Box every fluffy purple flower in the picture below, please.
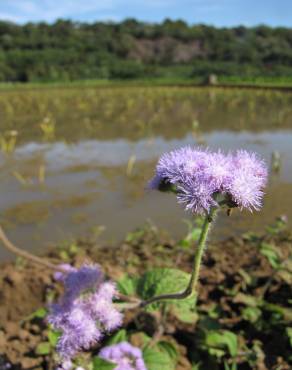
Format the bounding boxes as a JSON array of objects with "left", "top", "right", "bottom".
[
  {"left": 148, "top": 173, "right": 163, "bottom": 190},
  {"left": 89, "top": 284, "right": 123, "bottom": 331},
  {"left": 48, "top": 264, "right": 123, "bottom": 360},
  {"left": 56, "top": 360, "right": 72, "bottom": 370},
  {"left": 149, "top": 146, "right": 267, "bottom": 213},
  {"left": 64, "top": 264, "right": 104, "bottom": 297},
  {"left": 56, "top": 362, "right": 85, "bottom": 370},
  {"left": 203, "top": 151, "right": 234, "bottom": 190},
  {"left": 99, "top": 342, "right": 147, "bottom": 370},
  {"left": 227, "top": 150, "right": 268, "bottom": 211},
  {"left": 152, "top": 146, "right": 209, "bottom": 187},
  {"left": 232, "top": 150, "right": 267, "bottom": 184},
  {"left": 53, "top": 264, "right": 76, "bottom": 282},
  {"left": 177, "top": 176, "right": 217, "bottom": 214}
]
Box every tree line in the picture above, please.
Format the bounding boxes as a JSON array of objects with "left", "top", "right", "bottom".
[{"left": 0, "top": 19, "right": 292, "bottom": 82}]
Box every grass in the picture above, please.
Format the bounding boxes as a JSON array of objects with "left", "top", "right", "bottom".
[
  {"left": 0, "top": 77, "right": 199, "bottom": 91},
  {"left": 219, "top": 75, "right": 292, "bottom": 88},
  {"left": 1, "top": 76, "right": 292, "bottom": 92}
]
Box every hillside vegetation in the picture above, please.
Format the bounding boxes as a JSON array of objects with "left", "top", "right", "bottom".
[{"left": 0, "top": 19, "right": 292, "bottom": 82}]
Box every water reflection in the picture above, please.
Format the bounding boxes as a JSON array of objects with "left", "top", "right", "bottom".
[{"left": 0, "top": 87, "right": 291, "bottom": 259}]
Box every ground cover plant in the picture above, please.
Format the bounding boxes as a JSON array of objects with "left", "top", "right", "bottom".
[{"left": 0, "top": 146, "right": 291, "bottom": 369}]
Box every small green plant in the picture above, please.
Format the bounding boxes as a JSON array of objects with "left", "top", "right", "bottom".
[
  {"left": 178, "top": 217, "right": 204, "bottom": 249},
  {"left": 39, "top": 116, "right": 55, "bottom": 140},
  {"left": 0, "top": 130, "right": 18, "bottom": 153},
  {"left": 126, "top": 154, "right": 136, "bottom": 177},
  {"left": 265, "top": 215, "right": 288, "bottom": 235}
]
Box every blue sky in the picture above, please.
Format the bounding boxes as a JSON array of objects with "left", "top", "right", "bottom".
[{"left": 0, "top": 0, "right": 290, "bottom": 27}]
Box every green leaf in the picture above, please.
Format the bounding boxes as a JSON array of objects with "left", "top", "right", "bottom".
[
  {"left": 106, "top": 329, "right": 128, "bottom": 345},
  {"left": 200, "top": 303, "right": 221, "bottom": 319},
  {"left": 264, "top": 303, "right": 292, "bottom": 321},
  {"left": 198, "top": 316, "right": 221, "bottom": 331},
  {"left": 259, "top": 243, "right": 281, "bottom": 269},
  {"left": 69, "top": 243, "right": 79, "bottom": 255},
  {"left": 47, "top": 330, "right": 60, "bottom": 347},
  {"left": 23, "top": 307, "right": 47, "bottom": 322},
  {"left": 92, "top": 357, "right": 116, "bottom": 370},
  {"left": 278, "top": 258, "right": 292, "bottom": 284},
  {"left": 208, "top": 347, "right": 225, "bottom": 358},
  {"left": 119, "top": 269, "right": 198, "bottom": 323},
  {"left": 187, "top": 227, "right": 202, "bottom": 242},
  {"left": 59, "top": 249, "right": 70, "bottom": 261},
  {"left": 35, "top": 342, "right": 51, "bottom": 355},
  {"left": 117, "top": 275, "right": 139, "bottom": 296},
  {"left": 126, "top": 229, "right": 145, "bottom": 243},
  {"left": 179, "top": 218, "right": 204, "bottom": 248},
  {"left": 172, "top": 296, "right": 199, "bottom": 323},
  {"left": 137, "top": 268, "right": 190, "bottom": 310},
  {"left": 178, "top": 220, "right": 201, "bottom": 249},
  {"left": 178, "top": 239, "right": 192, "bottom": 249},
  {"left": 242, "top": 232, "right": 258, "bottom": 242},
  {"left": 237, "top": 269, "right": 253, "bottom": 286},
  {"left": 137, "top": 268, "right": 190, "bottom": 299},
  {"left": 143, "top": 347, "right": 175, "bottom": 370},
  {"left": 265, "top": 217, "right": 287, "bottom": 235},
  {"left": 157, "top": 341, "right": 178, "bottom": 360},
  {"left": 32, "top": 307, "right": 48, "bottom": 318},
  {"left": 286, "top": 327, "right": 292, "bottom": 348},
  {"left": 233, "top": 293, "right": 260, "bottom": 307},
  {"left": 203, "top": 330, "right": 238, "bottom": 358},
  {"left": 242, "top": 307, "right": 262, "bottom": 323},
  {"left": 131, "top": 332, "right": 152, "bottom": 348},
  {"left": 224, "top": 360, "right": 238, "bottom": 370},
  {"left": 138, "top": 267, "right": 199, "bottom": 323}
]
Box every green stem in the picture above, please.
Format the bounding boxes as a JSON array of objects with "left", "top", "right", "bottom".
[
  {"left": 0, "top": 226, "right": 66, "bottom": 272},
  {"left": 185, "top": 207, "right": 217, "bottom": 295},
  {"left": 140, "top": 207, "right": 217, "bottom": 308}
]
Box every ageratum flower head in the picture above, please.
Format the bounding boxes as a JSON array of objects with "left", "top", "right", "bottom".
[
  {"left": 149, "top": 146, "right": 267, "bottom": 214},
  {"left": 56, "top": 361, "right": 85, "bottom": 370},
  {"left": 47, "top": 264, "right": 123, "bottom": 360},
  {"left": 99, "top": 342, "right": 147, "bottom": 370},
  {"left": 227, "top": 150, "right": 268, "bottom": 211}
]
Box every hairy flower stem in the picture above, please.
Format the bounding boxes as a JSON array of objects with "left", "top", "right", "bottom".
[
  {"left": 186, "top": 207, "right": 217, "bottom": 294},
  {"left": 139, "top": 207, "right": 217, "bottom": 308},
  {"left": 0, "top": 226, "right": 67, "bottom": 272}
]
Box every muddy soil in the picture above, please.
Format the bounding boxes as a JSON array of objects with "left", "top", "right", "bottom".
[{"left": 0, "top": 224, "right": 291, "bottom": 370}]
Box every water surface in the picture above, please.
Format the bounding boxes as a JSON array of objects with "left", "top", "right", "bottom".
[{"left": 0, "top": 86, "right": 291, "bottom": 260}]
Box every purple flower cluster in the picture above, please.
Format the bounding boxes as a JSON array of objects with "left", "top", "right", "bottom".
[
  {"left": 149, "top": 146, "right": 267, "bottom": 214},
  {"left": 48, "top": 264, "right": 123, "bottom": 360},
  {"left": 55, "top": 360, "right": 77, "bottom": 370},
  {"left": 56, "top": 360, "right": 85, "bottom": 370},
  {"left": 99, "top": 342, "right": 147, "bottom": 370}
]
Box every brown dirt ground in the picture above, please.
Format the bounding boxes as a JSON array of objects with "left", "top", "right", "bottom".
[{"left": 0, "top": 226, "right": 291, "bottom": 370}]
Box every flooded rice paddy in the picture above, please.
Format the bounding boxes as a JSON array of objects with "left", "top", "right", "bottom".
[{"left": 0, "top": 86, "right": 291, "bottom": 259}]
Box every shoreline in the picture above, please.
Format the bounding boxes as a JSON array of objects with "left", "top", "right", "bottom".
[{"left": 1, "top": 78, "right": 292, "bottom": 93}]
